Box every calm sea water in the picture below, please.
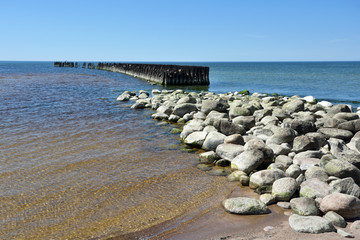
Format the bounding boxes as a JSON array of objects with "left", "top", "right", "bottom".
[{"left": 1, "top": 61, "right": 359, "bottom": 239}]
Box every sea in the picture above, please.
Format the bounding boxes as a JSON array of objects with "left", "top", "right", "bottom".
[{"left": 1, "top": 61, "right": 359, "bottom": 239}]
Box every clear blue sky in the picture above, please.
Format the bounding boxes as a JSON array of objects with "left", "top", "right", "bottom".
[{"left": 1, "top": 0, "right": 359, "bottom": 61}]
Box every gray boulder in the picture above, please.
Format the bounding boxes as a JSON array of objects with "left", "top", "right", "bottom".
[
  {"left": 324, "top": 159, "right": 360, "bottom": 183},
  {"left": 253, "top": 108, "right": 273, "bottom": 122},
  {"left": 333, "top": 112, "right": 359, "bottom": 121},
  {"left": 216, "top": 143, "right": 244, "bottom": 161},
  {"left": 249, "top": 169, "right": 285, "bottom": 190},
  {"left": 292, "top": 135, "right": 318, "bottom": 153},
  {"left": 326, "top": 104, "right": 352, "bottom": 117},
  {"left": 180, "top": 119, "right": 205, "bottom": 139},
  {"left": 282, "top": 99, "right": 305, "bottom": 114},
  {"left": 338, "top": 119, "right": 360, "bottom": 133},
  {"left": 184, "top": 131, "right": 208, "bottom": 147},
  {"left": 275, "top": 155, "right": 293, "bottom": 168},
  {"left": 300, "top": 178, "right": 331, "bottom": 199},
  {"left": 290, "top": 197, "right": 320, "bottom": 216},
  {"left": 227, "top": 170, "right": 247, "bottom": 182},
  {"left": 173, "top": 103, "right": 198, "bottom": 117},
  {"left": 329, "top": 177, "right": 360, "bottom": 198},
  {"left": 177, "top": 96, "right": 197, "bottom": 104},
  {"left": 224, "top": 134, "right": 244, "bottom": 145},
  {"left": 288, "top": 214, "right": 336, "bottom": 233},
  {"left": 288, "top": 119, "right": 317, "bottom": 134},
  {"left": 305, "top": 166, "right": 328, "bottom": 182},
  {"left": 201, "top": 100, "right": 228, "bottom": 114},
  {"left": 286, "top": 164, "right": 302, "bottom": 179},
  {"left": 267, "top": 143, "right": 291, "bottom": 156},
  {"left": 222, "top": 197, "right": 270, "bottom": 215},
  {"left": 244, "top": 139, "right": 274, "bottom": 162},
  {"left": 318, "top": 127, "right": 353, "bottom": 140},
  {"left": 266, "top": 126, "right": 296, "bottom": 145},
  {"left": 259, "top": 193, "right": 276, "bottom": 205},
  {"left": 202, "top": 131, "right": 226, "bottom": 151},
  {"left": 231, "top": 150, "right": 264, "bottom": 174},
  {"left": 324, "top": 211, "right": 347, "bottom": 228},
  {"left": 320, "top": 192, "right": 360, "bottom": 219},
  {"left": 272, "top": 177, "right": 298, "bottom": 201},
  {"left": 213, "top": 119, "right": 246, "bottom": 136},
  {"left": 232, "top": 116, "right": 255, "bottom": 130}
]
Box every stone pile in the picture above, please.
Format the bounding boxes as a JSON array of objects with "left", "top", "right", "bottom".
[{"left": 117, "top": 89, "right": 360, "bottom": 237}]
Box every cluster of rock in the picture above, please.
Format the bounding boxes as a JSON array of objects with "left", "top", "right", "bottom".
[{"left": 117, "top": 89, "right": 360, "bottom": 237}]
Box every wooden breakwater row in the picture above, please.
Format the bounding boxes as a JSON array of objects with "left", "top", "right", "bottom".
[{"left": 54, "top": 62, "right": 209, "bottom": 85}]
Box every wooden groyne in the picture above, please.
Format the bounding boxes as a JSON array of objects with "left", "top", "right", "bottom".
[{"left": 54, "top": 62, "right": 209, "bottom": 86}]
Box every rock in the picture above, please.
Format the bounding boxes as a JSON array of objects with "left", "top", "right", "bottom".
[
  {"left": 327, "top": 104, "right": 352, "bottom": 117},
  {"left": 275, "top": 155, "right": 293, "bottom": 168},
  {"left": 232, "top": 116, "right": 255, "bottom": 130},
  {"left": 180, "top": 119, "right": 205, "bottom": 139},
  {"left": 324, "top": 211, "right": 347, "bottom": 228},
  {"left": 267, "top": 162, "right": 286, "bottom": 171},
  {"left": 288, "top": 119, "right": 317, "bottom": 134},
  {"left": 244, "top": 139, "right": 274, "bottom": 162},
  {"left": 222, "top": 197, "right": 271, "bottom": 215},
  {"left": 224, "top": 134, "right": 244, "bottom": 145},
  {"left": 205, "top": 110, "right": 228, "bottom": 125},
  {"left": 288, "top": 214, "right": 336, "bottom": 233},
  {"left": 117, "top": 91, "right": 136, "bottom": 101},
  {"left": 272, "top": 108, "right": 290, "bottom": 121},
  {"left": 197, "top": 163, "right": 212, "bottom": 171},
  {"left": 213, "top": 119, "right": 246, "bottom": 136},
  {"left": 318, "top": 128, "right": 353, "bottom": 140},
  {"left": 199, "top": 151, "right": 219, "bottom": 164},
  {"left": 318, "top": 101, "right": 333, "bottom": 108},
  {"left": 177, "top": 96, "right": 197, "bottom": 104},
  {"left": 272, "top": 177, "right": 298, "bottom": 201},
  {"left": 207, "top": 167, "right": 231, "bottom": 176},
  {"left": 266, "top": 126, "right": 296, "bottom": 145},
  {"left": 322, "top": 117, "right": 345, "bottom": 128},
  {"left": 324, "top": 159, "right": 360, "bottom": 183},
  {"left": 229, "top": 106, "right": 252, "bottom": 119},
  {"left": 292, "top": 135, "right": 318, "bottom": 153},
  {"left": 203, "top": 125, "right": 217, "bottom": 133},
  {"left": 329, "top": 177, "right": 360, "bottom": 197},
  {"left": 168, "top": 114, "right": 180, "bottom": 122},
  {"left": 249, "top": 169, "right": 285, "bottom": 190},
  {"left": 305, "top": 166, "right": 328, "bottom": 181},
  {"left": 294, "top": 158, "right": 321, "bottom": 171},
  {"left": 268, "top": 143, "right": 291, "bottom": 156},
  {"left": 240, "top": 175, "right": 250, "bottom": 186},
  {"left": 201, "top": 100, "right": 228, "bottom": 115},
  {"left": 320, "top": 193, "right": 360, "bottom": 219},
  {"left": 290, "top": 197, "right": 320, "bottom": 216},
  {"left": 131, "top": 101, "right": 146, "bottom": 109},
  {"left": 215, "top": 159, "right": 230, "bottom": 167},
  {"left": 183, "top": 112, "right": 194, "bottom": 121},
  {"left": 303, "top": 96, "right": 317, "bottom": 104},
  {"left": 296, "top": 173, "right": 306, "bottom": 185},
  {"left": 173, "top": 103, "right": 198, "bottom": 117},
  {"left": 277, "top": 202, "right": 291, "bottom": 209},
  {"left": 227, "top": 170, "right": 247, "bottom": 182},
  {"left": 231, "top": 150, "right": 264, "bottom": 174},
  {"left": 350, "top": 220, "right": 360, "bottom": 230},
  {"left": 201, "top": 131, "right": 226, "bottom": 151},
  {"left": 333, "top": 112, "right": 359, "bottom": 121},
  {"left": 253, "top": 108, "right": 273, "bottom": 122},
  {"left": 282, "top": 99, "right": 305, "bottom": 114},
  {"left": 300, "top": 178, "right": 331, "bottom": 199},
  {"left": 263, "top": 226, "right": 275, "bottom": 232},
  {"left": 259, "top": 193, "right": 276, "bottom": 205},
  {"left": 338, "top": 119, "right": 360, "bottom": 133},
  {"left": 286, "top": 164, "right": 302, "bottom": 179},
  {"left": 294, "top": 150, "right": 324, "bottom": 160},
  {"left": 260, "top": 115, "right": 279, "bottom": 125},
  {"left": 216, "top": 143, "right": 244, "bottom": 161},
  {"left": 337, "top": 229, "right": 354, "bottom": 238},
  {"left": 184, "top": 131, "right": 208, "bottom": 147},
  {"left": 152, "top": 112, "right": 169, "bottom": 120}
]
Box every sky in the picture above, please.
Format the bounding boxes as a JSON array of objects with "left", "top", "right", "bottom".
[{"left": 0, "top": 0, "right": 359, "bottom": 62}]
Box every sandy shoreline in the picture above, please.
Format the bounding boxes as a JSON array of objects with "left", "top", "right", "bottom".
[{"left": 113, "top": 184, "right": 360, "bottom": 240}]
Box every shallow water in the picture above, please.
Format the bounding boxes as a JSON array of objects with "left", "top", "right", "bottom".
[{"left": 1, "top": 61, "right": 359, "bottom": 239}]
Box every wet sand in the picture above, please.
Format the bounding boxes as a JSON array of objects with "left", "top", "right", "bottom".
[{"left": 115, "top": 185, "right": 360, "bottom": 240}]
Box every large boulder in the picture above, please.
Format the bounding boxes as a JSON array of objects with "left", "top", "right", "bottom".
[
  {"left": 304, "top": 166, "right": 328, "bottom": 182},
  {"left": 318, "top": 127, "right": 353, "bottom": 140},
  {"left": 229, "top": 106, "right": 251, "bottom": 119},
  {"left": 202, "top": 131, "right": 226, "bottom": 151},
  {"left": 290, "top": 197, "right": 320, "bottom": 216},
  {"left": 272, "top": 177, "right": 298, "bottom": 201},
  {"left": 222, "top": 197, "right": 270, "bottom": 215},
  {"left": 324, "top": 211, "right": 347, "bottom": 228},
  {"left": 292, "top": 135, "right": 318, "bottom": 152},
  {"left": 324, "top": 159, "right": 360, "bottom": 183},
  {"left": 299, "top": 178, "right": 331, "bottom": 199},
  {"left": 338, "top": 119, "right": 360, "bottom": 133},
  {"left": 249, "top": 169, "right": 285, "bottom": 190},
  {"left": 172, "top": 103, "right": 198, "bottom": 117},
  {"left": 201, "top": 100, "right": 228, "bottom": 115},
  {"left": 224, "top": 134, "right": 245, "bottom": 145},
  {"left": 184, "top": 131, "right": 208, "bottom": 147},
  {"left": 288, "top": 214, "right": 336, "bottom": 234},
  {"left": 320, "top": 193, "right": 360, "bottom": 219},
  {"left": 213, "top": 119, "right": 246, "bottom": 136},
  {"left": 282, "top": 99, "right": 305, "bottom": 114},
  {"left": 231, "top": 150, "right": 264, "bottom": 174},
  {"left": 232, "top": 115, "right": 255, "bottom": 130},
  {"left": 329, "top": 177, "right": 360, "bottom": 197},
  {"left": 180, "top": 119, "right": 205, "bottom": 139},
  {"left": 266, "top": 126, "right": 296, "bottom": 145},
  {"left": 244, "top": 139, "right": 274, "bottom": 162},
  {"left": 288, "top": 119, "right": 317, "bottom": 134},
  {"left": 216, "top": 143, "right": 244, "bottom": 161}
]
